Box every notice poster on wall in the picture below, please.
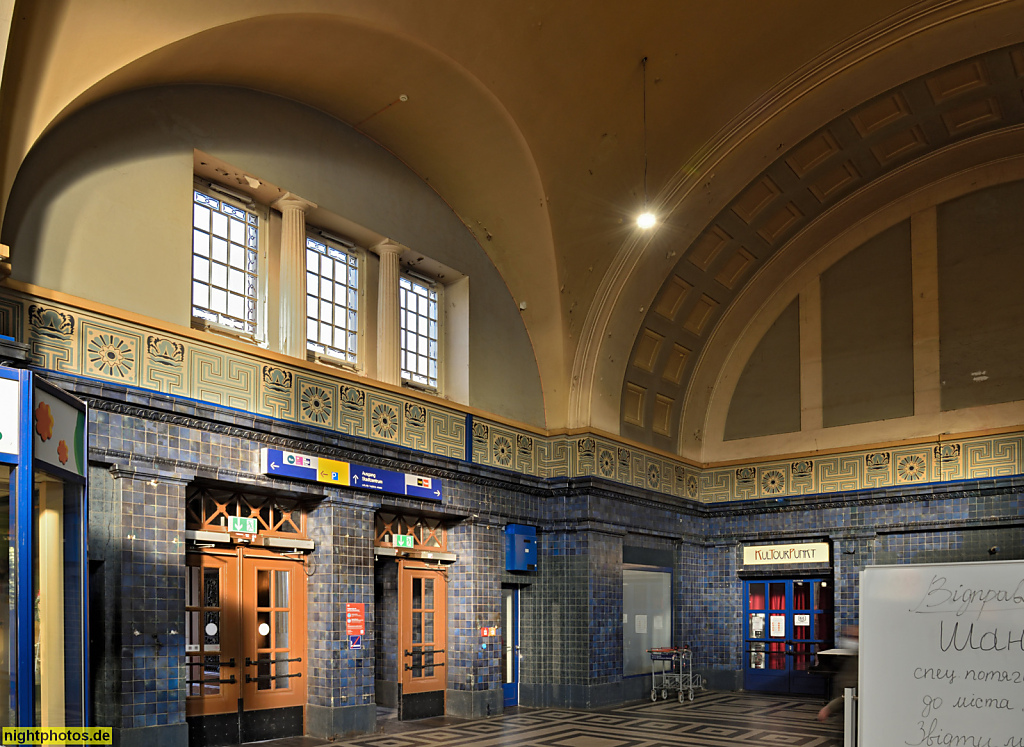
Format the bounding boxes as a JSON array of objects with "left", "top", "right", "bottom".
[
  {"left": 769, "top": 614, "right": 785, "bottom": 637},
  {"left": 859, "top": 561, "right": 1024, "bottom": 747},
  {"left": 635, "top": 614, "right": 648, "bottom": 634},
  {"left": 346, "top": 603, "right": 365, "bottom": 649}
]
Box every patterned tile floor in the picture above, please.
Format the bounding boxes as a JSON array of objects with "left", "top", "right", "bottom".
[{"left": 318, "top": 692, "right": 844, "bottom": 746}]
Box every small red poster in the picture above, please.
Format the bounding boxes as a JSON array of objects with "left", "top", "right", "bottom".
[{"left": 346, "top": 603, "right": 365, "bottom": 636}]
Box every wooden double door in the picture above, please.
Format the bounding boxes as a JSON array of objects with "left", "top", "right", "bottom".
[{"left": 185, "top": 548, "right": 307, "bottom": 746}]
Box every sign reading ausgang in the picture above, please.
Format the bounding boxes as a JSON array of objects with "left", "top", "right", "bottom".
[
  {"left": 260, "top": 448, "right": 442, "bottom": 501},
  {"left": 742, "top": 542, "right": 830, "bottom": 565}
]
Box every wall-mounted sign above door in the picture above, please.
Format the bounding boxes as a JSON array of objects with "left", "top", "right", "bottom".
[{"left": 259, "top": 448, "right": 443, "bottom": 501}]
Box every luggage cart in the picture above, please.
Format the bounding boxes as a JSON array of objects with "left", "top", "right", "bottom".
[{"left": 647, "top": 646, "right": 706, "bottom": 703}]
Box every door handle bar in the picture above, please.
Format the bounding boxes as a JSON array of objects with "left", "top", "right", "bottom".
[
  {"left": 245, "top": 656, "right": 302, "bottom": 667},
  {"left": 404, "top": 662, "right": 446, "bottom": 671},
  {"left": 245, "top": 672, "right": 302, "bottom": 683},
  {"left": 191, "top": 656, "right": 236, "bottom": 667},
  {"left": 403, "top": 649, "right": 445, "bottom": 657},
  {"left": 196, "top": 675, "right": 237, "bottom": 684}
]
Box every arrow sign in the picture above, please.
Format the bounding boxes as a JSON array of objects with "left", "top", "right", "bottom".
[
  {"left": 260, "top": 448, "right": 443, "bottom": 501},
  {"left": 261, "top": 448, "right": 317, "bottom": 481},
  {"left": 349, "top": 466, "right": 405, "bottom": 495}
]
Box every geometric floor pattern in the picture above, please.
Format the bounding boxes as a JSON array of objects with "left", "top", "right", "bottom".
[{"left": 332, "top": 692, "right": 845, "bottom": 747}]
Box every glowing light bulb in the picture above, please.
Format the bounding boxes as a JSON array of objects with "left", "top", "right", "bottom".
[{"left": 637, "top": 212, "right": 656, "bottom": 229}]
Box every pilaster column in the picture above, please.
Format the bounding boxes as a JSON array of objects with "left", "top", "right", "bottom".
[
  {"left": 374, "top": 239, "right": 403, "bottom": 385},
  {"left": 273, "top": 193, "right": 317, "bottom": 358}
]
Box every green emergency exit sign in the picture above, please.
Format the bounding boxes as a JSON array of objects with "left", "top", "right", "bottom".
[
  {"left": 394, "top": 535, "right": 414, "bottom": 549},
  {"left": 229, "top": 516, "right": 258, "bottom": 535}
]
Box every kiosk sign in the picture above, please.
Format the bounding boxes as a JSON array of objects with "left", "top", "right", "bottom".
[{"left": 742, "top": 542, "right": 830, "bottom": 565}]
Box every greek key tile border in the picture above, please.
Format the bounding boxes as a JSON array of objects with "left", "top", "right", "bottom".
[
  {"left": 8, "top": 291, "right": 467, "bottom": 461},
  {"left": 471, "top": 425, "right": 1024, "bottom": 504},
  {"left": 6, "top": 289, "right": 1024, "bottom": 504}
]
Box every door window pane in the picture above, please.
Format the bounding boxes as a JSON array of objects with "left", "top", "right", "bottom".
[
  {"left": 793, "top": 580, "right": 810, "bottom": 609},
  {"left": 750, "top": 641, "right": 766, "bottom": 669},
  {"left": 257, "top": 611, "right": 271, "bottom": 649},
  {"left": 257, "top": 655, "right": 271, "bottom": 690},
  {"left": 748, "top": 582, "right": 765, "bottom": 610},
  {"left": 274, "top": 570, "right": 289, "bottom": 607},
  {"left": 274, "top": 654, "right": 290, "bottom": 690},
  {"left": 257, "top": 570, "right": 270, "bottom": 608},
  {"left": 502, "top": 589, "right": 514, "bottom": 684},
  {"left": 749, "top": 612, "right": 766, "bottom": 639},
  {"left": 275, "top": 611, "right": 289, "bottom": 649}
]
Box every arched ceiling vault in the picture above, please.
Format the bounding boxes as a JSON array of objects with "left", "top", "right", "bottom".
[
  {"left": 5, "top": 1, "right": 1024, "bottom": 438},
  {"left": 593, "top": 1, "right": 1024, "bottom": 455}
]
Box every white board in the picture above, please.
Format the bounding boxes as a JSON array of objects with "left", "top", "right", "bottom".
[{"left": 859, "top": 560, "right": 1024, "bottom": 747}]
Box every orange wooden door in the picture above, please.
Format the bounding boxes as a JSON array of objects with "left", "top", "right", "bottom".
[
  {"left": 186, "top": 549, "right": 307, "bottom": 716},
  {"left": 240, "top": 550, "right": 307, "bottom": 710},
  {"left": 185, "top": 552, "right": 241, "bottom": 717},
  {"left": 399, "top": 561, "right": 447, "bottom": 695}
]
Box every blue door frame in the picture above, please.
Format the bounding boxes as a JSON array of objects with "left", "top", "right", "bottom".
[
  {"left": 501, "top": 587, "right": 519, "bottom": 707},
  {"left": 742, "top": 578, "right": 832, "bottom": 696},
  {"left": 0, "top": 369, "right": 90, "bottom": 726}
]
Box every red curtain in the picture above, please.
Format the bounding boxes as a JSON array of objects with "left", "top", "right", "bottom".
[
  {"left": 749, "top": 583, "right": 765, "bottom": 610},
  {"left": 792, "top": 583, "right": 812, "bottom": 670},
  {"left": 768, "top": 583, "right": 786, "bottom": 669}
]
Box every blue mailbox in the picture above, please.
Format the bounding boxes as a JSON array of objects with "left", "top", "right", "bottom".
[{"left": 505, "top": 524, "right": 537, "bottom": 572}]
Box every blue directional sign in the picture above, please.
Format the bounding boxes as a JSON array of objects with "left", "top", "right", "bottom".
[
  {"left": 405, "top": 473, "right": 443, "bottom": 501},
  {"left": 259, "top": 447, "right": 443, "bottom": 501},
  {"left": 349, "top": 465, "right": 443, "bottom": 502},
  {"left": 261, "top": 448, "right": 318, "bottom": 481},
  {"left": 350, "top": 466, "right": 404, "bottom": 494}
]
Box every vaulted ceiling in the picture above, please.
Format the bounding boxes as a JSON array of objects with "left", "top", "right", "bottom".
[{"left": 3, "top": 0, "right": 1024, "bottom": 455}]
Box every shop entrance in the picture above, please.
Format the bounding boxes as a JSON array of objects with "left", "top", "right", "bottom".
[
  {"left": 743, "top": 578, "right": 832, "bottom": 695},
  {"left": 185, "top": 548, "right": 307, "bottom": 746}
]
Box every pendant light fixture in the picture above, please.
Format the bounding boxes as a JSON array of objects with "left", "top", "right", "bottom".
[{"left": 637, "top": 56, "right": 656, "bottom": 230}]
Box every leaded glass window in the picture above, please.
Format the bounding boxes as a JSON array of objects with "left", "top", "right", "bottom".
[
  {"left": 400, "top": 276, "right": 438, "bottom": 388},
  {"left": 306, "top": 236, "right": 359, "bottom": 363},
  {"left": 192, "top": 189, "right": 260, "bottom": 335}
]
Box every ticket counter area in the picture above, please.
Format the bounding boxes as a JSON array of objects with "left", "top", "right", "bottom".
[{"left": 0, "top": 370, "right": 89, "bottom": 728}]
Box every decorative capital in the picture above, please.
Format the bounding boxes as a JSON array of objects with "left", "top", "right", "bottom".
[
  {"left": 371, "top": 238, "right": 405, "bottom": 257},
  {"left": 272, "top": 192, "right": 317, "bottom": 214}
]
